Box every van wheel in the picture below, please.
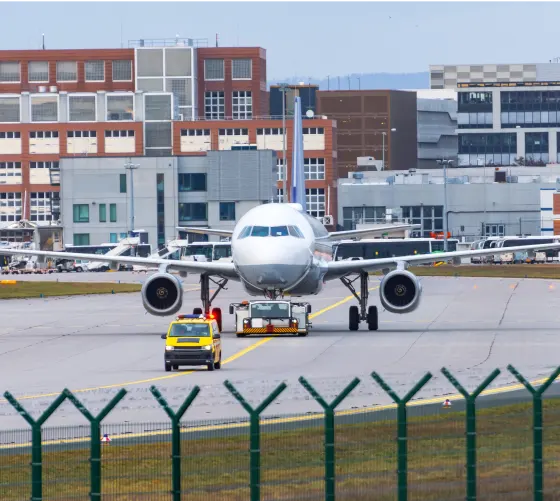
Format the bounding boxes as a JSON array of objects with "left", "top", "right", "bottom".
[
  {"left": 215, "top": 357, "right": 221, "bottom": 369},
  {"left": 165, "top": 363, "right": 171, "bottom": 372},
  {"left": 207, "top": 360, "right": 215, "bottom": 371}
]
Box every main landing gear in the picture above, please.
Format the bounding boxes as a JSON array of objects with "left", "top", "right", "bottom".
[
  {"left": 192, "top": 273, "right": 228, "bottom": 332},
  {"left": 340, "top": 271, "right": 378, "bottom": 331}
]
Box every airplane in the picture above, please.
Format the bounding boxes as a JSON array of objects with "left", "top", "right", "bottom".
[{"left": 2, "top": 97, "right": 560, "bottom": 332}]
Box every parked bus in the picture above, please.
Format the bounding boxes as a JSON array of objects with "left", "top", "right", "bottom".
[
  {"left": 180, "top": 242, "right": 232, "bottom": 262},
  {"left": 332, "top": 238, "right": 459, "bottom": 261}
]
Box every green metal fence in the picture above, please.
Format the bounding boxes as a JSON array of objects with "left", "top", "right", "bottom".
[{"left": 1, "top": 364, "right": 560, "bottom": 501}]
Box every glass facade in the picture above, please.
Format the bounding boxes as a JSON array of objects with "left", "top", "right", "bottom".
[
  {"left": 501, "top": 91, "right": 560, "bottom": 128},
  {"left": 458, "top": 92, "right": 493, "bottom": 129},
  {"left": 156, "top": 173, "right": 165, "bottom": 247},
  {"left": 525, "top": 132, "right": 549, "bottom": 165},
  {"left": 458, "top": 133, "right": 517, "bottom": 167},
  {"left": 402, "top": 205, "right": 443, "bottom": 238}
]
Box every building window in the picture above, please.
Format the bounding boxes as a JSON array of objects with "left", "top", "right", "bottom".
[
  {"left": 30, "top": 161, "right": 58, "bottom": 169},
  {"left": 180, "top": 129, "right": 210, "bottom": 137},
  {"left": 525, "top": 132, "right": 549, "bottom": 165},
  {"left": 112, "top": 60, "right": 132, "bottom": 81},
  {"left": 276, "top": 188, "right": 284, "bottom": 203},
  {"left": 0, "top": 131, "right": 20, "bottom": 139},
  {"left": 99, "top": 204, "right": 106, "bottom": 222},
  {"left": 306, "top": 188, "right": 325, "bottom": 218},
  {"left": 157, "top": 173, "right": 165, "bottom": 247},
  {"left": 69, "top": 95, "right": 96, "bottom": 122},
  {"left": 178, "top": 203, "right": 207, "bottom": 221},
  {"left": 106, "top": 130, "right": 135, "bottom": 138},
  {"left": 29, "top": 131, "right": 58, "bottom": 139},
  {"left": 277, "top": 159, "right": 284, "bottom": 181},
  {"left": 28, "top": 62, "right": 49, "bottom": 82},
  {"left": 30, "top": 95, "right": 58, "bottom": 122},
  {"left": 67, "top": 130, "right": 96, "bottom": 138},
  {"left": 30, "top": 192, "right": 52, "bottom": 222},
  {"left": 85, "top": 60, "right": 105, "bottom": 81},
  {"left": 402, "top": 205, "right": 443, "bottom": 238},
  {"left": 56, "top": 61, "right": 77, "bottom": 82},
  {"left": 73, "top": 204, "right": 89, "bottom": 223},
  {"left": 304, "top": 158, "right": 325, "bottom": 180},
  {"left": 204, "top": 59, "right": 224, "bottom": 80},
  {"left": 342, "top": 206, "right": 386, "bottom": 231},
  {"left": 232, "top": 91, "right": 252, "bottom": 119},
  {"left": 110, "top": 233, "right": 118, "bottom": 243},
  {"left": 0, "top": 96, "right": 20, "bottom": 123},
  {"left": 205, "top": 91, "right": 224, "bottom": 120},
  {"left": 110, "top": 204, "right": 117, "bottom": 222},
  {"left": 73, "top": 233, "right": 90, "bottom": 246},
  {"left": 484, "top": 224, "right": 505, "bottom": 237},
  {"left": 458, "top": 133, "right": 517, "bottom": 167},
  {"left": 120, "top": 174, "right": 127, "bottom": 193},
  {"left": 145, "top": 94, "right": 172, "bottom": 121},
  {"left": 232, "top": 59, "right": 252, "bottom": 79},
  {"left": 178, "top": 173, "right": 206, "bottom": 191},
  {"left": 0, "top": 62, "right": 20, "bottom": 82},
  {"left": 107, "top": 95, "right": 134, "bottom": 121},
  {"left": 457, "top": 112, "right": 493, "bottom": 129},
  {"left": 219, "top": 202, "right": 235, "bottom": 221},
  {"left": 0, "top": 192, "right": 22, "bottom": 222}
]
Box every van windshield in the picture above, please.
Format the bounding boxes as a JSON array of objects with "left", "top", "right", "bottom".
[{"left": 169, "top": 323, "right": 210, "bottom": 337}]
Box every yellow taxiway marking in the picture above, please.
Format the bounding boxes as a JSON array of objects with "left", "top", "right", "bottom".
[{"left": 0, "top": 288, "right": 377, "bottom": 404}]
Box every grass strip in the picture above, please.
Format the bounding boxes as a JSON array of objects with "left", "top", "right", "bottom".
[
  {"left": 0, "top": 281, "right": 141, "bottom": 299},
  {"left": 371, "top": 264, "right": 560, "bottom": 279},
  {"left": 2, "top": 398, "right": 560, "bottom": 500}
]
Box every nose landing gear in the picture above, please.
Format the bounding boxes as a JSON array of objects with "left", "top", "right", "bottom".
[
  {"left": 341, "top": 272, "right": 378, "bottom": 331},
  {"left": 192, "top": 273, "right": 228, "bottom": 332}
]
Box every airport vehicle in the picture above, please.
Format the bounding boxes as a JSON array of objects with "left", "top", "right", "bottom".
[
  {"left": 160, "top": 314, "right": 222, "bottom": 372},
  {"left": 229, "top": 299, "right": 312, "bottom": 337},
  {"left": 3, "top": 97, "right": 560, "bottom": 332},
  {"left": 180, "top": 242, "right": 233, "bottom": 262}
]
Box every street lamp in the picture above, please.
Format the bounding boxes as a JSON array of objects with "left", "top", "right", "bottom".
[
  {"left": 278, "top": 82, "right": 290, "bottom": 203},
  {"left": 437, "top": 159, "right": 453, "bottom": 251},
  {"left": 381, "top": 128, "right": 396, "bottom": 170},
  {"left": 124, "top": 160, "right": 140, "bottom": 248}
]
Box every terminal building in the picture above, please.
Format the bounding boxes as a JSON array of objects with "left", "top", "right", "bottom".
[
  {"left": 337, "top": 166, "right": 560, "bottom": 240},
  {"left": 59, "top": 150, "right": 277, "bottom": 249}
]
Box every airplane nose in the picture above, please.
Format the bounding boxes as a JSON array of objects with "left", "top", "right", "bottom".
[{"left": 233, "top": 239, "right": 311, "bottom": 289}]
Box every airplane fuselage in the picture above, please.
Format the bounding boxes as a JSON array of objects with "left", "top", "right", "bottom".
[{"left": 230, "top": 203, "right": 334, "bottom": 297}]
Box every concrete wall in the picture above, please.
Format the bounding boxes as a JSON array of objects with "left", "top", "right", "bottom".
[{"left": 60, "top": 150, "right": 276, "bottom": 249}]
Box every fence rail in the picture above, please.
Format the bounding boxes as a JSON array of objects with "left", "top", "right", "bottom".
[{"left": 1, "top": 364, "right": 560, "bottom": 501}]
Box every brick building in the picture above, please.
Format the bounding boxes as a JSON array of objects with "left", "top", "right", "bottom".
[{"left": 0, "top": 38, "right": 338, "bottom": 239}]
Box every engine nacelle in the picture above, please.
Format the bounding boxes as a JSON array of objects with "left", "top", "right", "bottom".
[
  {"left": 141, "top": 272, "right": 183, "bottom": 316},
  {"left": 379, "top": 269, "right": 422, "bottom": 314}
]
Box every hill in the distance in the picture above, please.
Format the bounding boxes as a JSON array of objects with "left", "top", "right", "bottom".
[{"left": 268, "top": 72, "right": 430, "bottom": 90}]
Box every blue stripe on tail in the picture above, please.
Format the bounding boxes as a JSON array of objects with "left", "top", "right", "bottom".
[{"left": 291, "top": 96, "right": 307, "bottom": 211}]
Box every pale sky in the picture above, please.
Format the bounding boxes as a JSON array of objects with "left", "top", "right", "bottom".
[{"left": 1, "top": 1, "right": 559, "bottom": 79}]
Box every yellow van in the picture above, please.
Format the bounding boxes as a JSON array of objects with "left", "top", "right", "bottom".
[{"left": 161, "top": 314, "right": 222, "bottom": 372}]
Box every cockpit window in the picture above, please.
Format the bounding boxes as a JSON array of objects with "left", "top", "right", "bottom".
[
  {"left": 288, "top": 226, "right": 304, "bottom": 238},
  {"left": 271, "top": 226, "right": 289, "bottom": 237},
  {"left": 251, "top": 226, "right": 270, "bottom": 237},
  {"left": 238, "top": 226, "right": 252, "bottom": 239}
]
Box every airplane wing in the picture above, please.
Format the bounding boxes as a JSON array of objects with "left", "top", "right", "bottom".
[
  {"left": 0, "top": 248, "right": 239, "bottom": 278},
  {"left": 176, "top": 226, "right": 233, "bottom": 238},
  {"left": 324, "top": 242, "right": 560, "bottom": 279},
  {"left": 320, "top": 223, "right": 421, "bottom": 241}
]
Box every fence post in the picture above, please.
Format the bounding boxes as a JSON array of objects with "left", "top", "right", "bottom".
[
  {"left": 3, "top": 390, "right": 68, "bottom": 501},
  {"left": 441, "top": 367, "right": 501, "bottom": 501},
  {"left": 370, "top": 372, "right": 433, "bottom": 501},
  {"left": 150, "top": 385, "right": 201, "bottom": 501},
  {"left": 63, "top": 388, "right": 127, "bottom": 501},
  {"left": 507, "top": 364, "right": 560, "bottom": 501},
  {"left": 299, "top": 376, "right": 360, "bottom": 501},
  {"left": 224, "top": 379, "right": 287, "bottom": 501}
]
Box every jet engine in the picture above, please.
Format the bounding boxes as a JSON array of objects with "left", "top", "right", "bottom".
[
  {"left": 379, "top": 269, "right": 422, "bottom": 314},
  {"left": 141, "top": 272, "right": 183, "bottom": 316}
]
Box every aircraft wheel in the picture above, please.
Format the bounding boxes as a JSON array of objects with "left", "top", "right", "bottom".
[
  {"left": 212, "top": 307, "right": 222, "bottom": 332},
  {"left": 367, "top": 305, "right": 378, "bottom": 331},
  {"left": 193, "top": 307, "right": 203, "bottom": 315},
  {"left": 349, "top": 306, "right": 360, "bottom": 331}
]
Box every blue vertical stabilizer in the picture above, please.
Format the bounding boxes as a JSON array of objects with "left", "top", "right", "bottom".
[{"left": 291, "top": 96, "right": 307, "bottom": 211}]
